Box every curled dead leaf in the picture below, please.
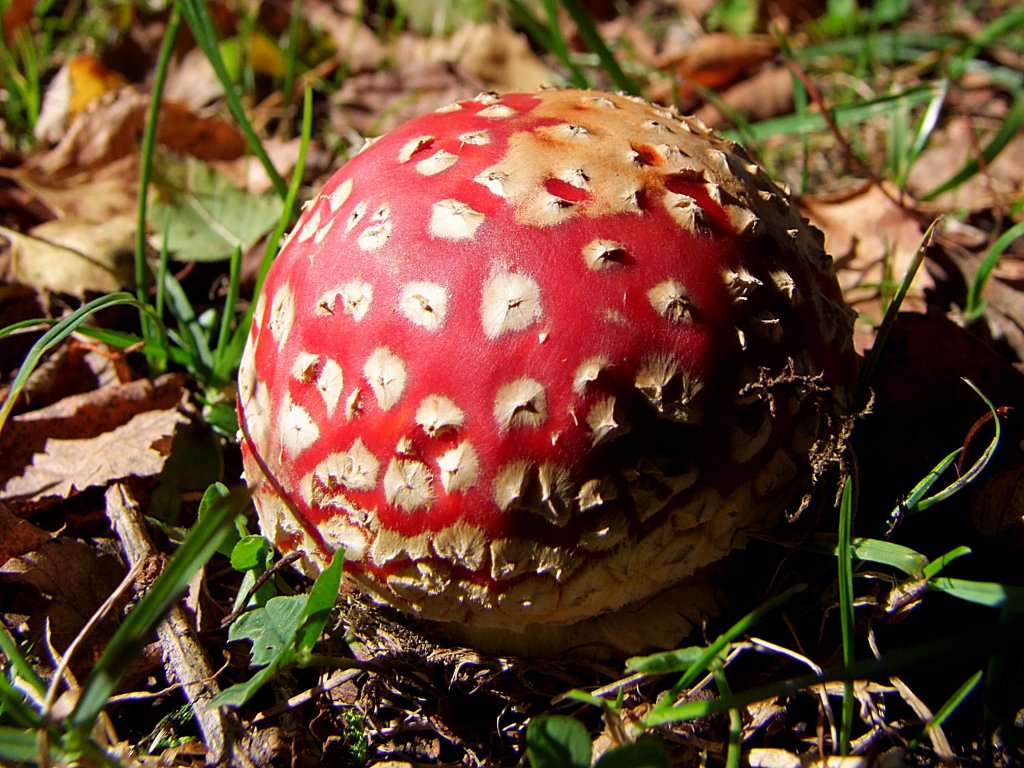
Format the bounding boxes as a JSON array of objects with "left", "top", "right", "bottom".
[
  {"left": 1, "top": 215, "right": 136, "bottom": 295},
  {"left": 800, "top": 183, "right": 929, "bottom": 326},
  {"left": 0, "top": 374, "right": 189, "bottom": 510}
]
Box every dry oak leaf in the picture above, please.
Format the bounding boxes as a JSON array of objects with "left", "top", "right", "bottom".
[
  {"left": 0, "top": 373, "right": 188, "bottom": 509},
  {"left": 0, "top": 503, "right": 52, "bottom": 568},
  {"left": 658, "top": 33, "right": 778, "bottom": 99},
  {"left": 906, "top": 115, "right": 1024, "bottom": 214},
  {"left": 0, "top": 538, "right": 129, "bottom": 671},
  {"left": 1, "top": 214, "right": 136, "bottom": 296},
  {"left": 800, "top": 183, "right": 929, "bottom": 325},
  {"left": 30, "top": 87, "right": 246, "bottom": 177}
]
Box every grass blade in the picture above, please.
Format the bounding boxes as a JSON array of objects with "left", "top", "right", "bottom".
[
  {"left": 135, "top": 3, "right": 181, "bottom": 375},
  {"left": 922, "top": 89, "right": 1024, "bottom": 201},
  {"left": 69, "top": 484, "right": 248, "bottom": 730},
  {"left": 177, "top": 0, "right": 287, "bottom": 199},
  {"left": 557, "top": 0, "right": 637, "bottom": 93},
  {"left": 963, "top": 220, "right": 1024, "bottom": 323},
  {"left": 837, "top": 474, "right": 857, "bottom": 753},
  {"left": 0, "top": 293, "right": 155, "bottom": 434}
]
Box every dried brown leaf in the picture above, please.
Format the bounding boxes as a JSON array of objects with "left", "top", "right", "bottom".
[
  {"left": 800, "top": 183, "right": 929, "bottom": 326},
  {"left": 30, "top": 87, "right": 247, "bottom": 177},
  {"left": 0, "top": 374, "right": 188, "bottom": 510},
  {"left": 430, "top": 23, "right": 553, "bottom": 92},
  {"left": 0, "top": 503, "right": 52, "bottom": 567},
  {"left": 1, "top": 214, "right": 136, "bottom": 295},
  {"left": 906, "top": 115, "right": 1024, "bottom": 213},
  {"left": 695, "top": 65, "right": 793, "bottom": 125},
  {"left": 0, "top": 538, "right": 128, "bottom": 669},
  {"left": 659, "top": 33, "right": 777, "bottom": 98}
]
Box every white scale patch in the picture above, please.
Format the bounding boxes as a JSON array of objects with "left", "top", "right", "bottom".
[
  {"left": 397, "top": 135, "right": 434, "bottom": 164},
  {"left": 313, "top": 215, "right": 335, "bottom": 245},
  {"left": 663, "top": 190, "right": 708, "bottom": 230},
  {"left": 400, "top": 282, "right": 449, "bottom": 331},
  {"left": 340, "top": 280, "right": 374, "bottom": 321},
  {"left": 296, "top": 208, "right": 321, "bottom": 243},
  {"left": 493, "top": 377, "right": 547, "bottom": 431},
  {"left": 325, "top": 178, "right": 353, "bottom": 212},
  {"left": 581, "top": 239, "right": 625, "bottom": 270},
  {"left": 415, "top": 394, "right": 465, "bottom": 437},
  {"left": 384, "top": 457, "right": 435, "bottom": 512},
  {"left": 480, "top": 270, "right": 541, "bottom": 339},
  {"left": 477, "top": 104, "right": 517, "bottom": 118},
  {"left": 358, "top": 204, "right": 393, "bottom": 251},
  {"left": 429, "top": 199, "right": 485, "bottom": 240},
  {"left": 267, "top": 284, "right": 296, "bottom": 347},
  {"left": 459, "top": 129, "right": 491, "bottom": 146},
  {"left": 317, "top": 358, "right": 344, "bottom": 416},
  {"left": 291, "top": 351, "right": 320, "bottom": 382},
  {"left": 416, "top": 150, "right": 459, "bottom": 176},
  {"left": 363, "top": 347, "right": 408, "bottom": 411},
  {"left": 437, "top": 441, "right": 480, "bottom": 493},
  {"left": 647, "top": 279, "right": 695, "bottom": 324},
  {"left": 474, "top": 169, "right": 508, "bottom": 198},
  {"left": 345, "top": 201, "right": 368, "bottom": 233},
  {"left": 316, "top": 437, "right": 380, "bottom": 492},
  {"left": 279, "top": 394, "right": 319, "bottom": 457}
]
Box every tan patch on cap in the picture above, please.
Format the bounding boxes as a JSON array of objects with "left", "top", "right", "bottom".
[
  {"left": 316, "top": 437, "right": 380, "bottom": 492},
  {"left": 437, "top": 441, "right": 481, "bottom": 494},
  {"left": 400, "top": 281, "right": 449, "bottom": 331},
  {"left": 363, "top": 347, "right": 407, "bottom": 411},
  {"left": 384, "top": 457, "right": 435, "bottom": 512},
  {"left": 481, "top": 269, "right": 541, "bottom": 339},
  {"left": 493, "top": 377, "right": 547, "bottom": 431},
  {"left": 429, "top": 199, "right": 485, "bottom": 240}
]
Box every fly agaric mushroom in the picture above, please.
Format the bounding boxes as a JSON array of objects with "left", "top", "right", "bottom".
[{"left": 237, "top": 89, "right": 857, "bottom": 655}]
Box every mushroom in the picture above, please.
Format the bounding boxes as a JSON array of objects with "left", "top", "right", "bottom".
[{"left": 237, "top": 89, "right": 858, "bottom": 655}]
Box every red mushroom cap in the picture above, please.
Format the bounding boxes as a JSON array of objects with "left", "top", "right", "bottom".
[{"left": 238, "top": 89, "right": 857, "bottom": 655}]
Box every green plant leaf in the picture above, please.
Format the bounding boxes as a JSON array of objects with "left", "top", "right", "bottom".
[
  {"left": 149, "top": 154, "right": 284, "bottom": 262},
  {"left": 595, "top": 739, "right": 669, "bottom": 768},
  {"left": 210, "top": 663, "right": 282, "bottom": 710},
  {"left": 228, "top": 594, "right": 309, "bottom": 667},
  {"left": 230, "top": 535, "right": 273, "bottom": 572},
  {"left": 928, "top": 578, "right": 1024, "bottom": 610},
  {"left": 527, "top": 715, "right": 592, "bottom": 768},
  {"left": 295, "top": 552, "right": 344, "bottom": 658}
]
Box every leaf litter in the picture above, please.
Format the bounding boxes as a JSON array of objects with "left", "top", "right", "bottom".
[{"left": 0, "top": 1, "right": 1023, "bottom": 766}]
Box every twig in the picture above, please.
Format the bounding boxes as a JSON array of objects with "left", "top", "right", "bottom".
[{"left": 105, "top": 482, "right": 273, "bottom": 767}]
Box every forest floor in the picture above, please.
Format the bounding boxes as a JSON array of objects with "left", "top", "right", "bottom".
[{"left": 1, "top": 1, "right": 1023, "bottom": 766}]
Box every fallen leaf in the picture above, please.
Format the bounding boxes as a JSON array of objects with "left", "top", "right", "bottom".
[
  {"left": 13, "top": 336, "right": 131, "bottom": 414},
  {"left": 1, "top": 214, "right": 136, "bottom": 295},
  {"left": 0, "top": 156, "right": 139, "bottom": 223},
  {"left": 906, "top": 115, "right": 1024, "bottom": 213},
  {"left": 0, "top": 374, "right": 188, "bottom": 510},
  {"left": 659, "top": 33, "right": 778, "bottom": 99},
  {"left": 34, "top": 54, "right": 127, "bottom": 144},
  {"left": 302, "top": 2, "right": 384, "bottom": 74},
  {"left": 695, "top": 65, "right": 794, "bottom": 125},
  {"left": 331, "top": 58, "right": 480, "bottom": 137},
  {"left": 148, "top": 153, "right": 285, "bottom": 262},
  {"left": 423, "top": 23, "right": 553, "bottom": 91},
  {"left": 800, "top": 183, "right": 929, "bottom": 326},
  {"left": 163, "top": 46, "right": 224, "bottom": 111},
  {"left": 0, "top": 538, "right": 128, "bottom": 672},
  {"left": 0, "top": 503, "right": 53, "bottom": 567},
  {"left": 30, "top": 87, "right": 247, "bottom": 177}
]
